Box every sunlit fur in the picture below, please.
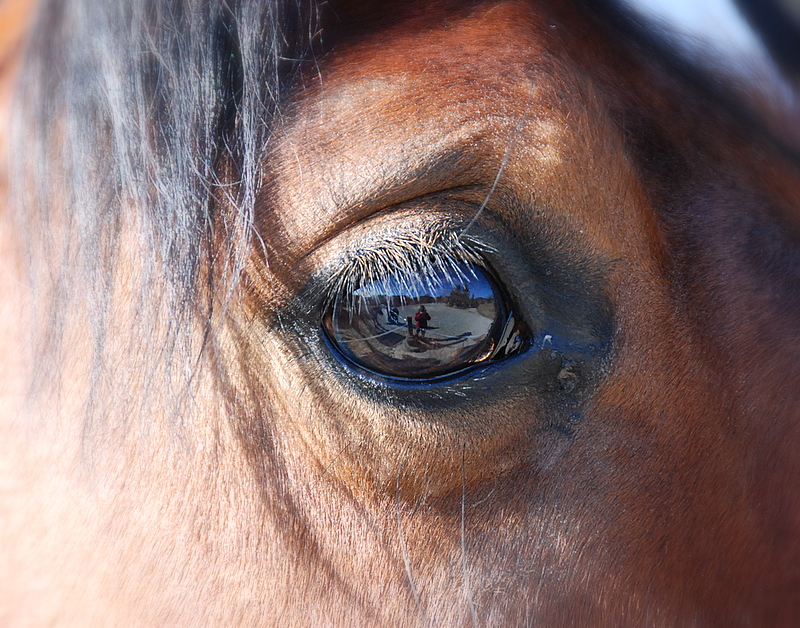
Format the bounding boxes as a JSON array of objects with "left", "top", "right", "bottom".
[{"left": 2, "top": 0, "right": 800, "bottom": 625}]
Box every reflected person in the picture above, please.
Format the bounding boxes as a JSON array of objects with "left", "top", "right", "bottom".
[
  {"left": 388, "top": 304, "right": 400, "bottom": 325},
  {"left": 414, "top": 305, "right": 431, "bottom": 338}
]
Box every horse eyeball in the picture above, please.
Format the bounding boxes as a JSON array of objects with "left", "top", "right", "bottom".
[{"left": 322, "top": 262, "right": 528, "bottom": 381}]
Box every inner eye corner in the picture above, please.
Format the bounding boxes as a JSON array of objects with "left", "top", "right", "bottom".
[{"left": 321, "top": 254, "right": 531, "bottom": 383}]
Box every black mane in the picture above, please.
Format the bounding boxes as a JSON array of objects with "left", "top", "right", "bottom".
[{"left": 12, "top": 0, "right": 322, "bottom": 406}]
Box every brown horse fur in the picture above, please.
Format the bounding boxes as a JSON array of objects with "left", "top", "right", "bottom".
[{"left": 1, "top": 0, "right": 799, "bottom": 625}]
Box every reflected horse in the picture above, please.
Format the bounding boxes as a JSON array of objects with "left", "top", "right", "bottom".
[{"left": 1, "top": 0, "right": 800, "bottom": 625}]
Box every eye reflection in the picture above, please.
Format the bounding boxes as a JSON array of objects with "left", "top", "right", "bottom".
[{"left": 323, "top": 261, "right": 527, "bottom": 380}]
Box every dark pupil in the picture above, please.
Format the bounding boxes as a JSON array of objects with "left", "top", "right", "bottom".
[{"left": 323, "top": 262, "right": 514, "bottom": 380}]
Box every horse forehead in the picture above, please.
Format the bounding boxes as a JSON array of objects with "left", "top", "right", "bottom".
[
  {"left": 328, "top": 0, "right": 548, "bottom": 74},
  {"left": 266, "top": 0, "right": 630, "bottom": 263},
  {"left": 280, "top": 0, "right": 554, "bottom": 163},
  {"left": 313, "top": 0, "right": 561, "bottom": 118}
]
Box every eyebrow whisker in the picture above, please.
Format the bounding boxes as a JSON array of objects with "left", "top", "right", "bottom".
[
  {"left": 461, "top": 444, "right": 479, "bottom": 626},
  {"left": 460, "top": 100, "right": 530, "bottom": 239},
  {"left": 396, "top": 462, "right": 427, "bottom": 624}
]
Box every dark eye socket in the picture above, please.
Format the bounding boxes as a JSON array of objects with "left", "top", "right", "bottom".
[{"left": 322, "top": 259, "right": 529, "bottom": 381}]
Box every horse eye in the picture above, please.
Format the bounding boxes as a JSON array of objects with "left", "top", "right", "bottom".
[{"left": 322, "top": 261, "right": 528, "bottom": 381}]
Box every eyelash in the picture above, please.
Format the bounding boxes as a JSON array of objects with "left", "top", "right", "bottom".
[{"left": 319, "top": 227, "right": 495, "bottom": 312}]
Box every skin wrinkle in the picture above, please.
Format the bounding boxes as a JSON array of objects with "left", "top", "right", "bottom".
[
  {"left": 1, "top": 0, "right": 800, "bottom": 625},
  {"left": 263, "top": 112, "right": 501, "bottom": 264}
]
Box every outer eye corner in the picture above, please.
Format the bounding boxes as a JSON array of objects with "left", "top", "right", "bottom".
[{"left": 321, "top": 258, "right": 530, "bottom": 383}]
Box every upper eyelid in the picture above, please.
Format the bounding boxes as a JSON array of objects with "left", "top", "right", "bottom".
[{"left": 287, "top": 187, "right": 494, "bottom": 266}]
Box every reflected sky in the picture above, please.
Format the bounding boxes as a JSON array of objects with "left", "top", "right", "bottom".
[{"left": 353, "top": 261, "right": 496, "bottom": 300}]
